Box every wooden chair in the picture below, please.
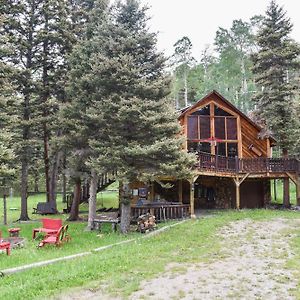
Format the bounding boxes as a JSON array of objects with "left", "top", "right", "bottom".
[
  {"left": 38, "top": 226, "right": 64, "bottom": 248},
  {"left": 32, "top": 218, "right": 63, "bottom": 239},
  {"left": 0, "top": 231, "right": 11, "bottom": 256},
  {"left": 60, "top": 225, "right": 71, "bottom": 242}
]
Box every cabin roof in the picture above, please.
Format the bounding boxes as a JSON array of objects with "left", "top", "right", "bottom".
[{"left": 179, "top": 90, "right": 276, "bottom": 144}]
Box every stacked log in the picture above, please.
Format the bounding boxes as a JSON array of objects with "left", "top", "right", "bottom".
[{"left": 137, "top": 213, "right": 156, "bottom": 233}]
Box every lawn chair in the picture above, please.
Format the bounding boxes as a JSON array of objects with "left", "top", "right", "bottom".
[
  {"left": 32, "top": 218, "right": 63, "bottom": 239},
  {"left": 38, "top": 226, "right": 64, "bottom": 248},
  {"left": 61, "top": 225, "right": 71, "bottom": 242},
  {"left": 0, "top": 231, "right": 11, "bottom": 255}
]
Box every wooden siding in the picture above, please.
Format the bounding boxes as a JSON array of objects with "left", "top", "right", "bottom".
[{"left": 240, "top": 117, "right": 268, "bottom": 158}]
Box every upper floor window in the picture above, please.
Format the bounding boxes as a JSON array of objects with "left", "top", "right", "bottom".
[{"left": 187, "top": 103, "right": 239, "bottom": 156}]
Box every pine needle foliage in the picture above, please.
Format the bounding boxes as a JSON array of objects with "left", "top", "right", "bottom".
[{"left": 251, "top": 0, "right": 300, "bottom": 153}]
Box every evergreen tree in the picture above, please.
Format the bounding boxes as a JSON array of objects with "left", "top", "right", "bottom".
[
  {"left": 171, "top": 36, "right": 196, "bottom": 108},
  {"left": 0, "top": 16, "right": 16, "bottom": 180},
  {"left": 251, "top": 0, "right": 300, "bottom": 206},
  {"left": 85, "top": 0, "right": 195, "bottom": 233},
  {"left": 0, "top": 0, "right": 44, "bottom": 220},
  {"left": 62, "top": 0, "right": 109, "bottom": 221}
]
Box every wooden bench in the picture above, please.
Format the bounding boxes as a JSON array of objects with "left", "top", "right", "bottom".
[
  {"left": 32, "top": 218, "right": 63, "bottom": 239},
  {"left": 93, "top": 212, "right": 120, "bottom": 232}
]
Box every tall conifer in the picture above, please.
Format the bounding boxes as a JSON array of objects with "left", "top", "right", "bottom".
[
  {"left": 85, "top": 0, "right": 195, "bottom": 233},
  {"left": 251, "top": 0, "right": 300, "bottom": 206}
]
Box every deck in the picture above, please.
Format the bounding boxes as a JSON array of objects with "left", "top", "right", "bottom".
[{"left": 197, "top": 153, "right": 300, "bottom": 178}]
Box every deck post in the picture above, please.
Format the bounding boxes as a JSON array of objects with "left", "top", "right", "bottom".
[
  {"left": 296, "top": 177, "right": 300, "bottom": 206},
  {"left": 189, "top": 180, "right": 195, "bottom": 219},
  {"left": 233, "top": 173, "right": 250, "bottom": 210},
  {"left": 178, "top": 179, "right": 183, "bottom": 204},
  {"left": 233, "top": 178, "right": 240, "bottom": 209}
]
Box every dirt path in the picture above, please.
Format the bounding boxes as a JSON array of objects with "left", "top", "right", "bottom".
[{"left": 57, "top": 218, "right": 300, "bottom": 300}]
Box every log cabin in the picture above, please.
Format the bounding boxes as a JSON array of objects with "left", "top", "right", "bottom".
[{"left": 130, "top": 90, "right": 300, "bottom": 220}]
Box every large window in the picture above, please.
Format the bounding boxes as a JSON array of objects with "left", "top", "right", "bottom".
[{"left": 187, "top": 103, "right": 239, "bottom": 157}]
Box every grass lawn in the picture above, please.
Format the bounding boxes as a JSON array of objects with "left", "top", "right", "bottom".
[
  {"left": 0, "top": 209, "right": 300, "bottom": 299},
  {"left": 271, "top": 179, "right": 297, "bottom": 205}
]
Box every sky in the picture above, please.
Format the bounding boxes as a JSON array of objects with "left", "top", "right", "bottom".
[{"left": 140, "top": 0, "right": 300, "bottom": 61}]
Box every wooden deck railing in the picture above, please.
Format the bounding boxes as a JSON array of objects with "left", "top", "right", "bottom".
[
  {"left": 131, "top": 204, "right": 190, "bottom": 222},
  {"left": 197, "top": 153, "right": 300, "bottom": 174}
]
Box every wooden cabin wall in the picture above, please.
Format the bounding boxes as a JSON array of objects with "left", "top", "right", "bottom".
[{"left": 240, "top": 118, "right": 268, "bottom": 158}]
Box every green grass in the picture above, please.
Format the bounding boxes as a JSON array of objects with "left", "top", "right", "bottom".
[
  {"left": 1, "top": 209, "right": 300, "bottom": 299},
  {"left": 271, "top": 179, "right": 297, "bottom": 205},
  {"left": 0, "top": 190, "right": 119, "bottom": 224},
  {"left": 287, "top": 224, "right": 300, "bottom": 299}
]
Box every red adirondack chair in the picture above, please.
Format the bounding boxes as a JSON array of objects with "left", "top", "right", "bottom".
[
  {"left": 0, "top": 231, "right": 11, "bottom": 256},
  {"left": 32, "top": 218, "right": 63, "bottom": 239},
  {"left": 38, "top": 225, "right": 70, "bottom": 248}
]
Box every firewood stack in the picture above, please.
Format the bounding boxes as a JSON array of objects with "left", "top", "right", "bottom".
[{"left": 137, "top": 213, "right": 156, "bottom": 233}]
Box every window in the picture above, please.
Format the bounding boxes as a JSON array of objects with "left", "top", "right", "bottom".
[
  {"left": 199, "top": 116, "right": 210, "bottom": 139},
  {"left": 214, "top": 106, "right": 232, "bottom": 116},
  {"left": 226, "top": 118, "right": 237, "bottom": 140},
  {"left": 214, "top": 117, "right": 225, "bottom": 139},
  {"left": 197, "top": 142, "right": 211, "bottom": 154},
  {"left": 227, "top": 143, "right": 238, "bottom": 157},
  {"left": 191, "top": 105, "right": 210, "bottom": 116},
  {"left": 187, "top": 116, "right": 198, "bottom": 139},
  {"left": 217, "top": 143, "right": 226, "bottom": 156},
  {"left": 186, "top": 102, "right": 239, "bottom": 157}
]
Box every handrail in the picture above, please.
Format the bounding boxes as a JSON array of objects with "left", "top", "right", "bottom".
[{"left": 197, "top": 153, "right": 300, "bottom": 174}]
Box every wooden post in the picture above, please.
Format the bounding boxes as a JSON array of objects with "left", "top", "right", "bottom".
[
  {"left": 296, "top": 177, "right": 300, "bottom": 206},
  {"left": 3, "top": 193, "right": 7, "bottom": 225},
  {"left": 190, "top": 180, "right": 195, "bottom": 218},
  {"left": 235, "top": 182, "right": 240, "bottom": 210},
  {"left": 233, "top": 173, "right": 249, "bottom": 210},
  {"left": 178, "top": 180, "right": 183, "bottom": 204},
  {"left": 149, "top": 182, "right": 155, "bottom": 202}
]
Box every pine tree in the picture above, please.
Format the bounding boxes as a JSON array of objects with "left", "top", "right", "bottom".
[
  {"left": 62, "top": 0, "right": 109, "bottom": 221},
  {"left": 85, "top": 0, "right": 195, "bottom": 233},
  {"left": 0, "top": 0, "right": 45, "bottom": 220},
  {"left": 0, "top": 16, "right": 16, "bottom": 181},
  {"left": 251, "top": 0, "right": 300, "bottom": 206}
]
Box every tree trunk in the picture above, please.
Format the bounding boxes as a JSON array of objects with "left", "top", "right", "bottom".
[
  {"left": 86, "top": 170, "right": 98, "bottom": 230},
  {"left": 68, "top": 178, "right": 81, "bottom": 221},
  {"left": 120, "top": 183, "right": 131, "bottom": 234},
  {"left": 62, "top": 153, "right": 67, "bottom": 203},
  {"left": 20, "top": 159, "right": 30, "bottom": 220},
  {"left": 183, "top": 69, "right": 188, "bottom": 107},
  {"left": 49, "top": 150, "right": 63, "bottom": 210},
  {"left": 19, "top": 91, "right": 31, "bottom": 221},
  {"left": 282, "top": 148, "right": 290, "bottom": 207},
  {"left": 43, "top": 123, "right": 51, "bottom": 203}
]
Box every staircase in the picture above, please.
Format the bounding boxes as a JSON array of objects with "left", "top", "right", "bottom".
[{"left": 97, "top": 171, "right": 116, "bottom": 193}]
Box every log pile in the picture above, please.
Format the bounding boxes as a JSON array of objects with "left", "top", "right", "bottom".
[{"left": 137, "top": 213, "right": 156, "bottom": 233}]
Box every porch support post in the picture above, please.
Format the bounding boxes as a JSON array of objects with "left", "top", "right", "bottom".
[
  {"left": 297, "top": 177, "right": 300, "bottom": 206},
  {"left": 233, "top": 173, "right": 250, "bottom": 209},
  {"left": 149, "top": 181, "right": 155, "bottom": 202},
  {"left": 189, "top": 179, "right": 195, "bottom": 219},
  {"left": 178, "top": 179, "right": 183, "bottom": 204},
  {"left": 234, "top": 178, "right": 241, "bottom": 210}
]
